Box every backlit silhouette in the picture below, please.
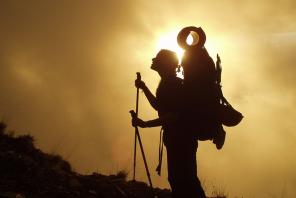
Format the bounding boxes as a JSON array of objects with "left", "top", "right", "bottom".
[{"left": 131, "top": 26, "right": 243, "bottom": 198}]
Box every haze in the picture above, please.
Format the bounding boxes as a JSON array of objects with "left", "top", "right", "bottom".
[{"left": 0, "top": 1, "right": 295, "bottom": 197}]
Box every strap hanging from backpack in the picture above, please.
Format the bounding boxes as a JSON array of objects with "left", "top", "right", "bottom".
[
  {"left": 156, "top": 127, "right": 164, "bottom": 176},
  {"left": 216, "top": 54, "right": 243, "bottom": 126}
]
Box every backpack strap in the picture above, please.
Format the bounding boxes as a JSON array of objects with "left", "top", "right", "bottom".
[{"left": 156, "top": 127, "right": 164, "bottom": 176}]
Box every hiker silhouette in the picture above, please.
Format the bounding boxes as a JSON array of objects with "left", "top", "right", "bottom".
[
  {"left": 131, "top": 49, "right": 206, "bottom": 198},
  {"left": 131, "top": 26, "right": 243, "bottom": 198}
]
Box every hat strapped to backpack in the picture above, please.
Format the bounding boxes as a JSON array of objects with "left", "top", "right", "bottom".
[{"left": 177, "top": 26, "right": 206, "bottom": 50}]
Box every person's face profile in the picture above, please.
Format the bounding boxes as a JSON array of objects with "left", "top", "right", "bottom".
[{"left": 151, "top": 56, "right": 162, "bottom": 71}]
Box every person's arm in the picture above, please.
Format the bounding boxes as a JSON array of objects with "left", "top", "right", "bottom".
[
  {"left": 142, "top": 84, "right": 158, "bottom": 110},
  {"left": 132, "top": 112, "right": 178, "bottom": 128},
  {"left": 135, "top": 79, "right": 158, "bottom": 110}
]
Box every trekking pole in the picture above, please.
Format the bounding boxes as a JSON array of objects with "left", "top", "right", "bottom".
[
  {"left": 133, "top": 72, "right": 141, "bottom": 181},
  {"left": 131, "top": 72, "right": 154, "bottom": 195},
  {"left": 130, "top": 110, "right": 154, "bottom": 191}
]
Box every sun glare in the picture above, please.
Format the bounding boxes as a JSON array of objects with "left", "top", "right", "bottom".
[
  {"left": 155, "top": 31, "right": 197, "bottom": 63},
  {"left": 156, "top": 31, "right": 184, "bottom": 64},
  {"left": 186, "top": 33, "right": 194, "bottom": 45},
  {"left": 155, "top": 30, "right": 188, "bottom": 78}
]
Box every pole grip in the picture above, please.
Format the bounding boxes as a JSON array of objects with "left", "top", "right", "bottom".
[
  {"left": 136, "top": 72, "right": 141, "bottom": 81},
  {"left": 135, "top": 72, "right": 141, "bottom": 116},
  {"left": 129, "top": 110, "right": 136, "bottom": 118}
]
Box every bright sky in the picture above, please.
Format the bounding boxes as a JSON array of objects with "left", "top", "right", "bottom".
[{"left": 0, "top": 1, "right": 296, "bottom": 197}]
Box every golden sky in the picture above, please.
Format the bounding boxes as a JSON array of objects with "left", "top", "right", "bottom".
[{"left": 0, "top": 1, "right": 296, "bottom": 197}]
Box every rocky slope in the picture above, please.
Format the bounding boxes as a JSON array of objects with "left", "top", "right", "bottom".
[{"left": 0, "top": 122, "right": 171, "bottom": 198}]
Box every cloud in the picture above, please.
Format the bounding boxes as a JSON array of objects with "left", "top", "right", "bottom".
[{"left": 0, "top": 1, "right": 296, "bottom": 197}]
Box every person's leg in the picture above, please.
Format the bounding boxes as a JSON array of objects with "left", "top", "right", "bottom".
[
  {"left": 182, "top": 140, "right": 206, "bottom": 198},
  {"left": 166, "top": 139, "right": 206, "bottom": 198},
  {"left": 166, "top": 143, "right": 181, "bottom": 198}
]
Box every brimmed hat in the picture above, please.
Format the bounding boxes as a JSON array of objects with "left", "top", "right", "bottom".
[{"left": 177, "top": 26, "right": 206, "bottom": 50}]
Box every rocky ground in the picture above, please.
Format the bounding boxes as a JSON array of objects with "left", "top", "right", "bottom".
[{"left": 0, "top": 122, "right": 172, "bottom": 198}]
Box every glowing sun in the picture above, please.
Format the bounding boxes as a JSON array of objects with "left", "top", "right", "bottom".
[
  {"left": 155, "top": 30, "right": 194, "bottom": 78},
  {"left": 155, "top": 31, "right": 195, "bottom": 64}
]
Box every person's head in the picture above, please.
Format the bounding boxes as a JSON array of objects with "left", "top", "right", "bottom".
[{"left": 151, "top": 49, "right": 179, "bottom": 78}]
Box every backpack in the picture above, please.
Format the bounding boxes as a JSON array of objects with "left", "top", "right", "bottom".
[{"left": 177, "top": 26, "right": 243, "bottom": 139}]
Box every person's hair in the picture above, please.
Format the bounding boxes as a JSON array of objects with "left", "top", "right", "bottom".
[{"left": 156, "top": 49, "right": 179, "bottom": 69}]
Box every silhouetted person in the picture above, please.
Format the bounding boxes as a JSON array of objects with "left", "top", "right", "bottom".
[{"left": 132, "top": 49, "right": 206, "bottom": 198}]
